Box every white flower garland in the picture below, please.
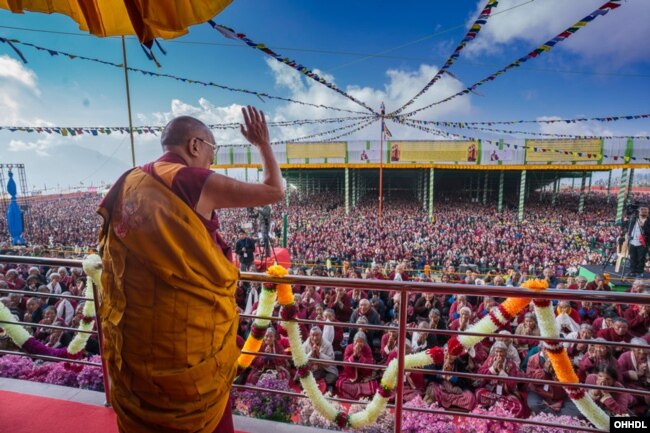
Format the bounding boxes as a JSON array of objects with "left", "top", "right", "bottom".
[
  {"left": 0, "top": 254, "right": 101, "bottom": 357},
  {"left": 0, "top": 302, "right": 31, "bottom": 346},
  {"left": 532, "top": 300, "right": 609, "bottom": 430}
]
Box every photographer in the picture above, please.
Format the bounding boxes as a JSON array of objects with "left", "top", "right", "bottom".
[
  {"left": 625, "top": 204, "right": 650, "bottom": 277},
  {"left": 235, "top": 229, "right": 256, "bottom": 272}
]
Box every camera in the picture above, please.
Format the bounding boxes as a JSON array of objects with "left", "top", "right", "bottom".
[{"left": 625, "top": 201, "right": 640, "bottom": 217}]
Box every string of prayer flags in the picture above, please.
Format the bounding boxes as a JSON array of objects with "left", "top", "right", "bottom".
[
  {"left": 0, "top": 116, "right": 371, "bottom": 137},
  {"left": 0, "top": 37, "right": 368, "bottom": 116},
  {"left": 395, "top": 0, "right": 623, "bottom": 119},
  {"left": 395, "top": 117, "right": 650, "bottom": 161},
  {"left": 391, "top": 0, "right": 499, "bottom": 116},
  {"left": 433, "top": 113, "right": 650, "bottom": 127},
  {"left": 446, "top": 125, "right": 649, "bottom": 140},
  {"left": 209, "top": 21, "right": 378, "bottom": 115}
]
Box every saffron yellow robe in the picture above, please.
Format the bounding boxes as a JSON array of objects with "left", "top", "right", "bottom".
[{"left": 98, "top": 167, "right": 239, "bottom": 433}]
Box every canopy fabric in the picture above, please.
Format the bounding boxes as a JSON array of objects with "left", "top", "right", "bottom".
[{"left": 0, "top": 0, "right": 233, "bottom": 43}]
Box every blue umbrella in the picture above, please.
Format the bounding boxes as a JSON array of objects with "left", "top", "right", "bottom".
[{"left": 6, "top": 170, "right": 25, "bottom": 245}]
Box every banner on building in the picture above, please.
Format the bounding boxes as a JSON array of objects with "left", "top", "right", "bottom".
[
  {"left": 286, "top": 142, "right": 346, "bottom": 161},
  {"left": 525, "top": 139, "right": 603, "bottom": 163},
  {"left": 389, "top": 140, "right": 479, "bottom": 163}
]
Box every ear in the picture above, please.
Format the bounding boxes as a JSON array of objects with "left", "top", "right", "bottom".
[{"left": 187, "top": 137, "right": 200, "bottom": 157}]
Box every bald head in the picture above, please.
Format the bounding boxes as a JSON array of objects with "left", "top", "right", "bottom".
[
  {"left": 161, "top": 116, "right": 211, "bottom": 148},
  {"left": 160, "top": 116, "right": 215, "bottom": 168}
]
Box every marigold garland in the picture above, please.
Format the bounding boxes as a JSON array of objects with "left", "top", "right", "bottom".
[
  {"left": 532, "top": 299, "right": 609, "bottom": 429},
  {"left": 241, "top": 269, "right": 609, "bottom": 430},
  {"left": 276, "top": 284, "right": 294, "bottom": 306}
]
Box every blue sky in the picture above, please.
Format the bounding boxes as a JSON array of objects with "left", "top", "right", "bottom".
[{"left": 0, "top": 0, "right": 649, "bottom": 191}]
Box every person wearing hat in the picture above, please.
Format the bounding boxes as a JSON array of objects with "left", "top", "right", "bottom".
[{"left": 336, "top": 331, "right": 378, "bottom": 400}]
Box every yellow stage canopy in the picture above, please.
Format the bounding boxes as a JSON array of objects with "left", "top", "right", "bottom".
[{"left": 0, "top": 0, "right": 232, "bottom": 43}]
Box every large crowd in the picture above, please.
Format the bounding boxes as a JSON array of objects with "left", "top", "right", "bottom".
[{"left": 1, "top": 189, "right": 649, "bottom": 422}]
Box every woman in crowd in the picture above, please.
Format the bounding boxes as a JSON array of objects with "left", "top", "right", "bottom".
[
  {"left": 476, "top": 342, "right": 525, "bottom": 418},
  {"left": 578, "top": 338, "right": 620, "bottom": 381},
  {"left": 514, "top": 312, "right": 541, "bottom": 359},
  {"left": 246, "top": 327, "right": 291, "bottom": 385},
  {"left": 585, "top": 365, "right": 632, "bottom": 416},
  {"left": 336, "top": 332, "right": 378, "bottom": 400},
  {"left": 426, "top": 348, "right": 477, "bottom": 412}
]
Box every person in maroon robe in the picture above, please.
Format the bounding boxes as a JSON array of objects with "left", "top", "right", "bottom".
[
  {"left": 526, "top": 348, "right": 582, "bottom": 418},
  {"left": 327, "top": 287, "right": 353, "bottom": 323},
  {"left": 335, "top": 332, "right": 378, "bottom": 399},
  {"left": 245, "top": 327, "right": 290, "bottom": 385},
  {"left": 475, "top": 342, "right": 525, "bottom": 417},
  {"left": 586, "top": 366, "right": 633, "bottom": 416},
  {"left": 597, "top": 318, "right": 634, "bottom": 357},
  {"left": 578, "top": 339, "right": 621, "bottom": 381},
  {"left": 426, "top": 347, "right": 476, "bottom": 412},
  {"left": 617, "top": 338, "right": 650, "bottom": 414},
  {"left": 386, "top": 341, "right": 425, "bottom": 402},
  {"left": 624, "top": 304, "right": 650, "bottom": 337}
]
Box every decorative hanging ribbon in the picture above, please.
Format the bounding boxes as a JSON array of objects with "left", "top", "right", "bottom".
[
  {"left": 417, "top": 113, "right": 650, "bottom": 127},
  {"left": 218, "top": 117, "right": 379, "bottom": 147},
  {"left": 0, "top": 37, "right": 368, "bottom": 115},
  {"left": 394, "top": 117, "right": 650, "bottom": 161},
  {"left": 0, "top": 116, "right": 372, "bottom": 141},
  {"left": 394, "top": 0, "right": 623, "bottom": 119},
  {"left": 391, "top": 0, "right": 499, "bottom": 116},
  {"left": 209, "top": 21, "right": 378, "bottom": 115},
  {"left": 407, "top": 121, "right": 650, "bottom": 140}
]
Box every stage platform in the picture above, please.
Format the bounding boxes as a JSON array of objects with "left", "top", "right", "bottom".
[
  {"left": 0, "top": 378, "right": 331, "bottom": 433},
  {"left": 579, "top": 264, "right": 636, "bottom": 291}
]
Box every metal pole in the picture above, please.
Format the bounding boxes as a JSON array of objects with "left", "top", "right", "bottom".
[
  {"left": 606, "top": 170, "right": 612, "bottom": 204},
  {"left": 428, "top": 168, "right": 434, "bottom": 219},
  {"left": 578, "top": 172, "right": 586, "bottom": 214},
  {"left": 498, "top": 170, "right": 504, "bottom": 213},
  {"left": 393, "top": 287, "right": 408, "bottom": 433},
  {"left": 422, "top": 170, "right": 428, "bottom": 211},
  {"left": 345, "top": 167, "right": 350, "bottom": 215},
  {"left": 92, "top": 281, "right": 112, "bottom": 406},
  {"left": 627, "top": 168, "right": 635, "bottom": 203},
  {"left": 482, "top": 172, "right": 488, "bottom": 205},
  {"left": 121, "top": 37, "right": 136, "bottom": 167},
  {"left": 518, "top": 170, "right": 526, "bottom": 222},
  {"left": 616, "top": 168, "right": 628, "bottom": 223},
  {"left": 552, "top": 177, "right": 558, "bottom": 207},
  {"left": 282, "top": 213, "right": 288, "bottom": 248},
  {"left": 379, "top": 123, "right": 384, "bottom": 222}
]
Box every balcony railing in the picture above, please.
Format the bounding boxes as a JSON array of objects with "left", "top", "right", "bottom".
[{"left": 1, "top": 254, "right": 649, "bottom": 432}]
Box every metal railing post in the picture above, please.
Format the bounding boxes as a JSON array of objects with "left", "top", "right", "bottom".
[
  {"left": 91, "top": 281, "right": 111, "bottom": 407},
  {"left": 394, "top": 287, "right": 408, "bottom": 433}
]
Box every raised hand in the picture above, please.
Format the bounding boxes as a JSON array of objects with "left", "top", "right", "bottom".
[{"left": 240, "top": 105, "right": 270, "bottom": 148}]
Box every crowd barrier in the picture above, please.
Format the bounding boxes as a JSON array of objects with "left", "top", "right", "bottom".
[{"left": 1, "top": 254, "right": 649, "bottom": 432}]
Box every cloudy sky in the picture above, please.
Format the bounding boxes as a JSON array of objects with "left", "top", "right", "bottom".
[{"left": 0, "top": 0, "right": 649, "bottom": 192}]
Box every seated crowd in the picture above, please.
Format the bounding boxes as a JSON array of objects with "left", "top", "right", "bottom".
[
  {"left": 235, "top": 265, "right": 650, "bottom": 418},
  {"left": 0, "top": 263, "right": 100, "bottom": 354}
]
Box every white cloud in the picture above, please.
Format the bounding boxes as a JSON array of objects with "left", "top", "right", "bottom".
[
  {"left": 466, "top": 0, "right": 650, "bottom": 65},
  {"left": 537, "top": 115, "right": 615, "bottom": 137},
  {"left": 0, "top": 55, "right": 40, "bottom": 94},
  {"left": 144, "top": 60, "right": 474, "bottom": 145},
  {"left": 7, "top": 135, "right": 57, "bottom": 156}
]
